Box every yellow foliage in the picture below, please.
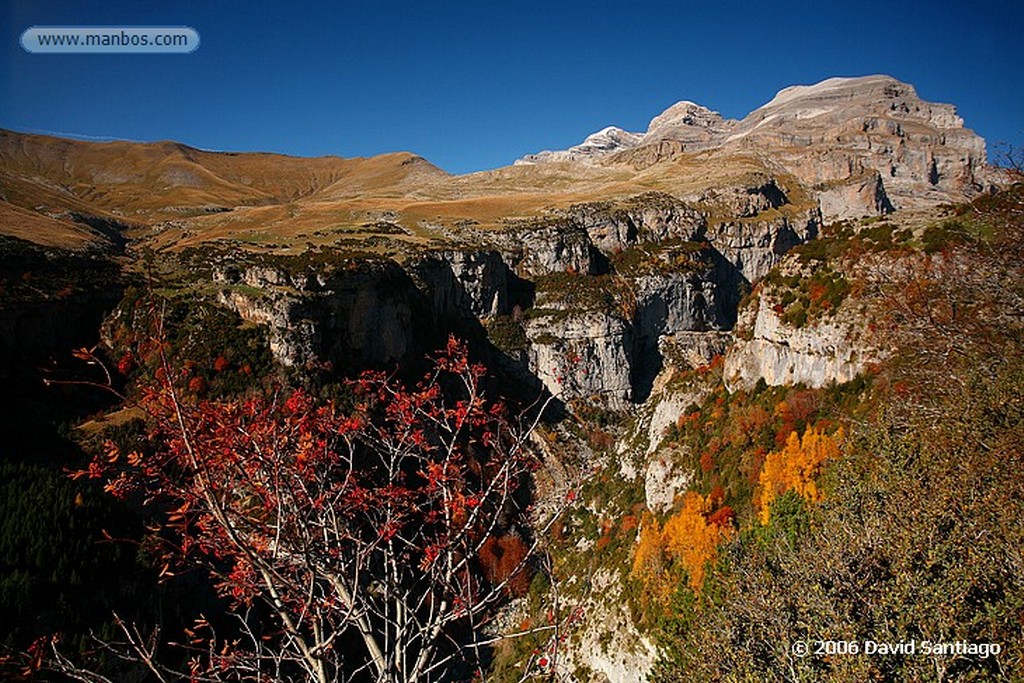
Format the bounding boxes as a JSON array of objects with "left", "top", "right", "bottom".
[
  {"left": 773, "top": 400, "right": 789, "bottom": 418},
  {"left": 632, "top": 515, "right": 663, "bottom": 581},
  {"left": 632, "top": 492, "right": 734, "bottom": 595},
  {"left": 664, "top": 491, "right": 726, "bottom": 591},
  {"left": 757, "top": 425, "right": 844, "bottom": 525}
]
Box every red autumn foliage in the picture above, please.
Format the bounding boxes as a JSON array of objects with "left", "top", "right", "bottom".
[
  {"left": 699, "top": 451, "right": 716, "bottom": 473},
  {"left": 478, "top": 533, "right": 532, "bottom": 597},
  {"left": 706, "top": 505, "right": 736, "bottom": 528},
  {"left": 67, "top": 334, "right": 545, "bottom": 683},
  {"left": 116, "top": 353, "right": 134, "bottom": 375},
  {"left": 708, "top": 484, "right": 726, "bottom": 507},
  {"left": 807, "top": 280, "right": 828, "bottom": 304}
]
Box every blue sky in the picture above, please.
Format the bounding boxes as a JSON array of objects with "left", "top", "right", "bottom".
[{"left": 1, "top": 0, "right": 1022, "bottom": 174}]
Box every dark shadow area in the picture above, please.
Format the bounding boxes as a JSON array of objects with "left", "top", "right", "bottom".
[
  {"left": 0, "top": 237, "right": 125, "bottom": 466},
  {"left": 0, "top": 238, "right": 212, "bottom": 675},
  {"left": 750, "top": 180, "right": 789, "bottom": 209},
  {"left": 631, "top": 298, "right": 663, "bottom": 404},
  {"left": 507, "top": 270, "right": 536, "bottom": 311},
  {"left": 707, "top": 247, "right": 748, "bottom": 329},
  {"left": 588, "top": 244, "right": 611, "bottom": 275},
  {"left": 68, "top": 212, "right": 132, "bottom": 252}
]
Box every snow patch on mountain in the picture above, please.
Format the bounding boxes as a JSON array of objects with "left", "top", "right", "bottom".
[{"left": 515, "top": 126, "right": 642, "bottom": 165}]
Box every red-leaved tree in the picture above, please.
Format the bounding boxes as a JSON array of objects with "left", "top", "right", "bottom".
[{"left": 44, "top": 336, "right": 553, "bottom": 683}]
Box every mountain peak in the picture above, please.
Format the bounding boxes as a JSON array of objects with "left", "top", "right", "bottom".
[
  {"left": 645, "top": 100, "right": 722, "bottom": 133},
  {"left": 641, "top": 100, "right": 734, "bottom": 148},
  {"left": 758, "top": 74, "right": 907, "bottom": 110},
  {"left": 515, "top": 125, "right": 642, "bottom": 165}
]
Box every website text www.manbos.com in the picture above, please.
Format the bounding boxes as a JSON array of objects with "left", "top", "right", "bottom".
[{"left": 21, "top": 27, "right": 200, "bottom": 54}]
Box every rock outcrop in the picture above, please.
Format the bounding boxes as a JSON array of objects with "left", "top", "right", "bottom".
[
  {"left": 216, "top": 260, "right": 423, "bottom": 370},
  {"left": 704, "top": 206, "right": 820, "bottom": 283},
  {"left": 817, "top": 171, "right": 895, "bottom": 221},
  {"left": 567, "top": 193, "right": 706, "bottom": 253},
  {"left": 724, "top": 294, "right": 867, "bottom": 391},
  {"left": 411, "top": 250, "right": 511, "bottom": 319},
  {"left": 560, "top": 568, "right": 658, "bottom": 682},
  {"left": 498, "top": 224, "right": 597, "bottom": 276},
  {"left": 207, "top": 177, "right": 821, "bottom": 409},
  {"left": 725, "top": 76, "right": 988, "bottom": 208},
  {"left": 526, "top": 310, "right": 634, "bottom": 408}
]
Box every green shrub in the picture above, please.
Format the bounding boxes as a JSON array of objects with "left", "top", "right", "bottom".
[
  {"left": 486, "top": 315, "right": 528, "bottom": 353},
  {"left": 771, "top": 266, "right": 850, "bottom": 328},
  {"left": 921, "top": 220, "right": 973, "bottom": 253}
]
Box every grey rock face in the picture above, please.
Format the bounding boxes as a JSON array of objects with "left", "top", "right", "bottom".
[
  {"left": 501, "top": 224, "right": 595, "bottom": 276},
  {"left": 724, "top": 295, "right": 865, "bottom": 390},
  {"left": 567, "top": 194, "right": 706, "bottom": 253},
  {"left": 568, "top": 202, "right": 638, "bottom": 254},
  {"left": 696, "top": 177, "right": 790, "bottom": 218},
  {"left": 633, "top": 271, "right": 728, "bottom": 336},
  {"left": 644, "top": 452, "right": 689, "bottom": 514},
  {"left": 526, "top": 310, "right": 634, "bottom": 408},
  {"left": 411, "top": 250, "right": 510, "bottom": 319},
  {"left": 706, "top": 206, "right": 821, "bottom": 282},
  {"left": 219, "top": 289, "right": 318, "bottom": 368},
  {"left": 217, "top": 262, "right": 417, "bottom": 370},
  {"left": 557, "top": 568, "right": 658, "bottom": 683},
  {"left": 817, "top": 171, "right": 894, "bottom": 221}
]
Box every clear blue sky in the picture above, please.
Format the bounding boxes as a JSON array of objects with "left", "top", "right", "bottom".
[{"left": 1, "top": 0, "right": 1022, "bottom": 174}]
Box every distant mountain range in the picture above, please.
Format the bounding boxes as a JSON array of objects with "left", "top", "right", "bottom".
[
  {"left": 517, "top": 75, "right": 995, "bottom": 208},
  {"left": 0, "top": 75, "right": 1006, "bottom": 252}
]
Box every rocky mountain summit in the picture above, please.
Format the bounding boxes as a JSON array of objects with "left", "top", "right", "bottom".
[
  {"left": 1, "top": 76, "right": 1003, "bottom": 260},
  {"left": 515, "top": 126, "right": 643, "bottom": 164},
  {"left": 518, "top": 75, "right": 996, "bottom": 218}
]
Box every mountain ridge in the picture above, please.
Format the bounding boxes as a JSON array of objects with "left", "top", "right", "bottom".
[
  {"left": 0, "top": 75, "right": 1005, "bottom": 252},
  {"left": 517, "top": 75, "right": 994, "bottom": 209},
  {"left": 517, "top": 75, "right": 967, "bottom": 160}
]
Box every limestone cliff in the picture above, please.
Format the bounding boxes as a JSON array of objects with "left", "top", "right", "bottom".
[
  {"left": 199, "top": 176, "right": 817, "bottom": 412},
  {"left": 215, "top": 259, "right": 422, "bottom": 371},
  {"left": 726, "top": 76, "right": 989, "bottom": 208},
  {"left": 526, "top": 310, "right": 635, "bottom": 408},
  {"left": 723, "top": 294, "right": 866, "bottom": 391}
]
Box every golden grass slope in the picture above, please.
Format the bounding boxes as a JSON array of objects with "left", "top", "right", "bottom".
[
  {"left": 0, "top": 200, "right": 104, "bottom": 249},
  {"left": 0, "top": 129, "right": 808, "bottom": 252}
]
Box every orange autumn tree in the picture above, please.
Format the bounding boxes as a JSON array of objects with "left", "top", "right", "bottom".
[
  {"left": 633, "top": 491, "right": 734, "bottom": 595},
  {"left": 757, "top": 425, "right": 844, "bottom": 524}
]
